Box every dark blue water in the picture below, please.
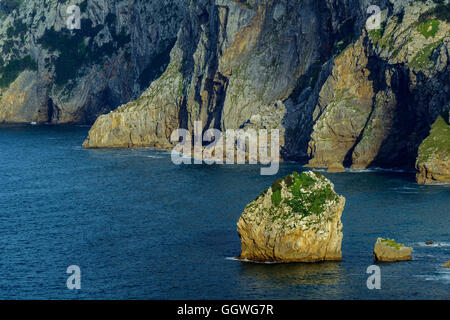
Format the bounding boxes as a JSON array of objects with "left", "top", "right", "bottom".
[{"left": 0, "top": 125, "right": 448, "bottom": 299}]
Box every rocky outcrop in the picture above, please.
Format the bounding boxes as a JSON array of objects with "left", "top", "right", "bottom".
[
  {"left": 0, "top": 0, "right": 186, "bottom": 124},
  {"left": 83, "top": 0, "right": 391, "bottom": 150},
  {"left": 236, "top": 171, "right": 345, "bottom": 263},
  {"left": 83, "top": 1, "right": 449, "bottom": 181},
  {"left": 373, "top": 238, "right": 413, "bottom": 262},
  {"left": 443, "top": 261, "right": 450, "bottom": 268},
  {"left": 416, "top": 115, "right": 450, "bottom": 184},
  {"left": 308, "top": 2, "right": 450, "bottom": 171}
]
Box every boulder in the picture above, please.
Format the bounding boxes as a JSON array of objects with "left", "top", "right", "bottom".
[
  {"left": 442, "top": 262, "right": 450, "bottom": 268},
  {"left": 237, "top": 171, "right": 345, "bottom": 263},
  {"left": 373, "top": 238, "right": 413, "bottom": 262}
]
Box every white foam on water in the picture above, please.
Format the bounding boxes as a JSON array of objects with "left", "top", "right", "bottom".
[
  {"left": 225, "top": 257, "right": 279, "bottom": 264},
  {"left": 416, "top": 242, "right": 450, "bottom": 248}
]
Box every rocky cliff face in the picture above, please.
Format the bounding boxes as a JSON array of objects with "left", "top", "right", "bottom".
[
  {"left": 0, "top": 0, "right": 186, "bottom": 124},
  {"left": 236, "top": 171, "right": 345, "bottom": 263},
  {"left": 83, "top": 0, "right": 449, "bottom": 183},
  {"left": 2, "top": 1, "right": 448, "bottom": 183},
  {"left": 307, "top": 1, "right": 450, "bottom": 172},
  {"left": 416, "top": 114, "right": 450, "bottom": 184},
  {"left": 84, "top": 0, "right": 391, "bottom": 149}
]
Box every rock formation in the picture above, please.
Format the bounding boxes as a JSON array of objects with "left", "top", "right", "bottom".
[
  {"left": 373, "top": 238, "right": 413, "bottom": 262},
  {"left": 81, "top": 0, "right": 449, "bottom": 183},
  {"left": 416, "top": 115, "right": 450, "bottom": 184},
  {"left": 236, "top": 171, "right": 345, "bottom": 263},
  {"left": 1, "top": 1, "right": 449, "bottom": 183},
  {"left": 0, "top": 0, "right": 186, "bottom": 124},
  {"left": 443, "top": 261, "right": 450, "bottom": 268}
]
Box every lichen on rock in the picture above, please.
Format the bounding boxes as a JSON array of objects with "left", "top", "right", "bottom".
[
  {"left": 237, "top": 171, "right": 345, "bottom": 263},
  {"left": 373, "top": 238, "right": 413, "bottom": 262}
]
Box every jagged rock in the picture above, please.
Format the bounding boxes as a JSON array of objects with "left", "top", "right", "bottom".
[
  {"left": 443, "top": 261, "right": 450, "bottom": 268},
  {"left": 236, "top": 171, "right": 345, "bottom": 263},
  {"left": 416, "top": 115, "right": 450, "bottom": 184},
  {"left": 373, "top": 238, "right": 413, "bottom": 262},
  {"left": 0, "top": 0, "right": 186, "bottom": 124},
  {"left": 84, "top": 0, "right": 393, "bottom": 152},
  {"left": 307, "top": 2, "right": 450, "bottom": 171}
]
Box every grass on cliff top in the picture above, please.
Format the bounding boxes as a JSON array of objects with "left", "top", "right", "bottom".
[
  {"left": 381, "top": 238, "right": 405, "bottom": 250},
  {"left": 417, "top": 19, "right": 440, "bottom": 39},
  {"left": 417, "top": 115, "right": 450, "bottom": 163},
  {"left": 270, "top": 172, "right": 338, "bottom": 220},
  {"left": 409, "top": 40, "right": 443, "bottom": 69}
]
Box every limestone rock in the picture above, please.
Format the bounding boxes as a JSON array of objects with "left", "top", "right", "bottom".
[
  {"left": 416, "top": 115, "right": 450, "bottom": 184},
  {"left": 237, "top": 171, "right": 345, "bottom": 263},
  {"left": 373, "top": 238, "right": 413, "bottom": 262},
  {"left": 307, "top": 2, "right": 450, "bottom": 171},
  {"left": 0, "top": 0, "right": 186, "bottom": 124}
]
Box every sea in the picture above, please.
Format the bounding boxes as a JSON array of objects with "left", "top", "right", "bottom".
[{"left": 0, "top": 125, "right": 448, "bottom": 299}]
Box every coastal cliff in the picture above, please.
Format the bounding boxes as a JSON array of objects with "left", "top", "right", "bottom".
[
  {"left": 83, "top": 0, "right": 449, "bottom": 183},
  {"left": 0, "top": 0, "right": 186, "bottom": 124},
  {"left": 236, "top": 171, "right": 345, "bottom": 263},
  {"left": 1, "top": 1, "right": 448, "bottom": 183}
]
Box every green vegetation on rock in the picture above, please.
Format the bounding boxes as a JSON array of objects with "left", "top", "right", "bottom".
[
  {"left": 0, "top": 55, "right": 37, "bottom": 88},
  {"left": 38, "top": 17, "right": 131, "bottom": 85},
  {"left": 270, "top": 172, "right": 339, "bottom": 220},
  {"left": 417, "top": 115, "right": 450, "bottom": 163},
  {"left": 417, "top": 19, "right": 440, "bottom": 39},
  {"left": 409, "top": 40, "right": 443, "bottom": 69},
  {"left": 381, "top": 238, "right": 405, "bottom": 250}
]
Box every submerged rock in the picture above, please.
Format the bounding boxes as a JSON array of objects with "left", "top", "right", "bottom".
[
  {"left": 237, "top": 171, "right": 345, "bottom": 263},
  {"left": 373, "top": 238, "right": 413, "bottom": 262},
  {"left": 416, "top": 115, "right": 450, "bottom": 185}
]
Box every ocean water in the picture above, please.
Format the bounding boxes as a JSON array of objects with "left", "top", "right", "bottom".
[{"left": 0, "top": 125, "right": 448, "bottom": 299}]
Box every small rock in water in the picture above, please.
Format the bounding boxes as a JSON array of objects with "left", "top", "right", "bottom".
[
  {"left": 373, "top": 238, "right": 413, "bottom": 262},
  {"left": 237, "top": 171, "right": 345, "bottom": 263},
  {"left": 442, "top": 262, "right": 450, "bottom": 268},
  {"left": 425, "top": 241, "right": 434, "bottom": 245}
]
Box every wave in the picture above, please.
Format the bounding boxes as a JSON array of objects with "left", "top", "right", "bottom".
[{"left": 225, "top": 257, "right": 280, "bottom": 264}]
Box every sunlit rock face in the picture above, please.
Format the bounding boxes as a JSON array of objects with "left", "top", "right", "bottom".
[
  {"left": 84, "top": 1, "right": 449, "bottom": 181},
  {"left": 373, "top": 238, "right": 413, "bottom": 262},
  {"left": 236, "top": 171, "right": 345, "bottom": 263},
  {"left": 416, "top": 115, "right": 450, "bottom": 184},
  {"left": 0, "top": 0, "right": 186, "bottom": 124}
]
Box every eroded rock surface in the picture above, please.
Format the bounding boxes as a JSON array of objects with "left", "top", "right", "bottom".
[
  {"left": 373, "top": 238, "right": 413, "bottom": 262},
  {"left": 416, "top": 115, "right": 450, "bottom": 184},
  {"left": 0, "top": 0, "right": 186, "bottom": 124},
  {"left": 236, "top": 171, "right": 345, "bottom": 263}
]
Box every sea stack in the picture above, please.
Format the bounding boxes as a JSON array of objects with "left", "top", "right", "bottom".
[
  {"left": 373, "top": 238, "right": 413, "bottom": 262},
  {"left": 237, "top": 171, "right": 345, "bottom": 263}
]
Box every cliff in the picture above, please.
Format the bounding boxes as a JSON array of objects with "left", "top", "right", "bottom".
[
  {"left": 1, "top": 1, "right": 448, "bottom": 183},
  {"left": 0, "top": 0, "right": 186, "bottom": 124},
  {"left": 83, "top": 0, "right": 449, "bottom": 183},
  {"left": 236, "top": 171, "right": 345, "bottom": 263}
]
